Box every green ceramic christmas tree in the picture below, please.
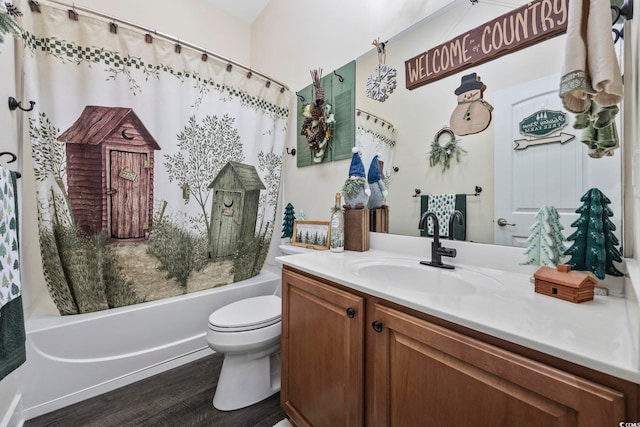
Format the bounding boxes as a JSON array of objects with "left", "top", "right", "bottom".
[
  {"left": 281, "top": 203, "right": 296, "bottom": 239},
  {"left": 564, "top": 188, "right": 623, "bottom": 279},
  {"left": 521, "top": 206, "right": 565, "bottom": 267}
]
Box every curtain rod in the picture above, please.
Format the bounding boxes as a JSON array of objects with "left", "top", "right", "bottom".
[
  {"left": 356, "top": 108, "right": 394, "bottom": 129},
  {"left": 35, "top": 0, "right": 290, "bottom": 91}
]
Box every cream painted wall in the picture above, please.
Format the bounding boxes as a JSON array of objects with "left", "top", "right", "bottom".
[
  {"left": 251, "top": 0, "right": 456, "bottom": 227},
  {"left": 71, "top": 0, "right": 251, "bottom": 65}
]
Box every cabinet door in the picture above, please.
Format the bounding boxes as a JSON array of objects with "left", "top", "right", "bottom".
[
  {"left": 282, "top": 269, "right": 364, "bottom": 427},
  {"left": 370, "top": 304, "right": 625, "bottom": 427}
]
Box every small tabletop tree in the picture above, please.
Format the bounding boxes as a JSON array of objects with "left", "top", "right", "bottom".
[
  {"left": 521, "top": 206, "right": 565, "bottom": 267},
  {"left": 564, "top": 188, "right": 623, "bottom": 279},
  {"left": 281, "top": 203, "right": 296, "bottom": 240}
]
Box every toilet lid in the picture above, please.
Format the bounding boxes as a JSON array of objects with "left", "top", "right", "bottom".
[{"left": 208, "top": 295, "right": 281, "bottom": 331}]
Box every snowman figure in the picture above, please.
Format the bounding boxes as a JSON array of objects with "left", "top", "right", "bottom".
[
  {"left": 342, "top": 147, "right": 371, "bottom": 209},
  {"left": 449, "top": 72, "right": 494, "bottom": 136},
  {"left": 367, "top": 154, "right": 388, "bottom": 210}
]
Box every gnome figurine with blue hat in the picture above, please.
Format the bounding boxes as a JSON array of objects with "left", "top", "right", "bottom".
[
  {"left": 342, "top": 147, "right": 371, "bottom": 209},
  {"left": 367, "top": 153, "right": 387, "bottom": 209}
]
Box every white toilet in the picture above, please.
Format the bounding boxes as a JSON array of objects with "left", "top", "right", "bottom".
[
  {"left": 207, "top": 294, "right": 282, "bottom": 411},
  {"left": 206, "top": 244, "right": 309, "bottom": 411}
]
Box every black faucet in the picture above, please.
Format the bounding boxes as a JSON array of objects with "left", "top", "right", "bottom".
[
  {"left": 418, "top": 211, "right": 456, "bottom": 269},
  {"left": 448, "top": 210, "right": 464, "bottom": 240}
]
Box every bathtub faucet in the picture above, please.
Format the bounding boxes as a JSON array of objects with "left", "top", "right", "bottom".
[{"left": 418, "top": 211, "right": 456, "bottom": 270}]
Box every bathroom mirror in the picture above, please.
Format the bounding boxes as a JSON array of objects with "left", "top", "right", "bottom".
[{"left": 355, "top": 0, "right": 623, "bottom": 248}]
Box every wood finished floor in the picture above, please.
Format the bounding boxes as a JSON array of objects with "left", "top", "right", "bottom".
[{"left": 25, "top": 353, "right": 287, "bottom": 427}]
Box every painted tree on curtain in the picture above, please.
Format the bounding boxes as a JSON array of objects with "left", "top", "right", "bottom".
[{"left": 21, "top": 3, "right": 290, "bottom": 315}]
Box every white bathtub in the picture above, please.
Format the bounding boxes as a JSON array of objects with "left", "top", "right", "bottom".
[{"left": 18, "top": 271, "right": 280, "bottom": 420}]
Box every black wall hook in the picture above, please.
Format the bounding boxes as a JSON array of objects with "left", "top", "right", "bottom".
[
  {"left": 8, "top": 97, "right": 35, "bottom": 112},
  {"left": 0, "top": 152, "right": 21, "bottom": 178},
  {"left": 467, "top": 185, "right": 483, "bottom": 196},
  {"left": 296, "top": 92, "right": 305, "bottom": 102},
  {"left": 333, "top": 70, "right": 344, "bottom": 82},
  {"left": 286, "top": 147, "right": 296, "bottom": 156},
  {"left": 611, "top": 0, "right": 633, "bottom": 43},
  {"left": 0, "top": 152, "right": 17, "bottom": 164}
]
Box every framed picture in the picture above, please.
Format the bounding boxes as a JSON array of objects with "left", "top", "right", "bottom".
[{"left": 292, "top": 220, "right": 331, "bottom": 250}]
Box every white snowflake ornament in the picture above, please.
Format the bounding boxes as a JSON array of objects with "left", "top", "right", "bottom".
[{"left": 366, "top": 64, "right": 397, "bottom": 102}]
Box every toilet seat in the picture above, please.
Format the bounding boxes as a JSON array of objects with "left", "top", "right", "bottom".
[{"left": 208, "top": 295, "right": 281, "bottom": 332}]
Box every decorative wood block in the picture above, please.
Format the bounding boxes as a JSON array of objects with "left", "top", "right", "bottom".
[
  {"left": 345, "top": 208, "right": 370, "bottom": 252},
  {"left": 370, "top": 207, "right": 389, "bottom": 233},
  {"left": 533, "top": 264, "right": 597, "bottom": 304}
]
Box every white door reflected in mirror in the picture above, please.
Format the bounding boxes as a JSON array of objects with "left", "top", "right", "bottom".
[{"left": 493, "top": 74, "right": 622, "bottom": 247}]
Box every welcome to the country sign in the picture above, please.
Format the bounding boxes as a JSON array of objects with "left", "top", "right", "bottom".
[{"left": 405, "top": 0, "right": 568, "bottom": 90}]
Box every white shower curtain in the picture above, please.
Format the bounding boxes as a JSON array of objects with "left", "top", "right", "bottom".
[
  {"left": 19, "top": 2, "right": 290, "bottom": 314},
  {"left": 355, "top": 111, "right": 396, "bottom": 185}
]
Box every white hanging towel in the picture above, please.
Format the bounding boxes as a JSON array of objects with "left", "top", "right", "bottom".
[
  {"left": 559, "top": 0, "right": 623, "bottom": 113},
  {"left": 0, "top": 166, "right": 21, "bottom": 311}
]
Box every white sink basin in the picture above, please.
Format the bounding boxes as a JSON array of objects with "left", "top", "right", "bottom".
[{"left": 349, "top": 257, "right": 504, "bottom": 296}]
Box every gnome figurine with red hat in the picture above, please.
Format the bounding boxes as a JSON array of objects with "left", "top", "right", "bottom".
[
  {"left": 342, "top": 147, "right": 371, "bottom": 209},
  {"left": 367, "top": 154, "right": 387, "bottom": 209}
]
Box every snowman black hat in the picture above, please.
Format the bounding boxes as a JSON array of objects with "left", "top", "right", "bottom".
[{"left": 454, "top": 72, "right": 485, "bottom": 95}]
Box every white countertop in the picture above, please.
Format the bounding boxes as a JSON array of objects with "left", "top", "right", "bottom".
[{"left": 277, "top": 242, "right": 640, "bottom": 383}]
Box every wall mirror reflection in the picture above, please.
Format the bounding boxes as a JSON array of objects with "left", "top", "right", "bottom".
[{"left": 354, "top": 0, "right": 624, "bottom": 248}]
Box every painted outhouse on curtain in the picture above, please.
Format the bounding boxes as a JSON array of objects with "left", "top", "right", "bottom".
[
  {"left": 208, "top": 161, "right": 265, "bottom": 258},
  {"left": 58, "top": 106, "right": 161, "bottom": 241}
]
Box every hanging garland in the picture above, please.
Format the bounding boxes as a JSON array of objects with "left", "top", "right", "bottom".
[
  {"left": 300, "top": 69, "right": 335, "bottom": 163},
  {"left": 366, "top": 39, "right": 397, "bottom": 103},
  {"left": 428, "top": 126, "right": 467, "bottom": 172}
]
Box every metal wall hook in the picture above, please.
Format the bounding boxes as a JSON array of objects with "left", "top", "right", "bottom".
[
  {"left": 611, "top": 0, "right": 634, "bottom": 43},
  {"left": 0, "top": 152, "right": 17, "bottom": 163},
  {"left": 8, "top": 97, "right": 36, "bottom": 112},
  {"left": 296, "top": 92, "right": 305, "bottom": 102},
  {"left": 286, "top": 147, "right": 296, "bottom": 156},
  {"left": 28, "top": 0, "right": 41, "bottom": 13},
  {"left": 333, "top": 70, "right": 344, "bottom": 82},
  {"left": 612, "top": 0, "right": 633, "bottom": 22},
  {"left": 0, "top": 152, "right": 21, "bottom": 178}
]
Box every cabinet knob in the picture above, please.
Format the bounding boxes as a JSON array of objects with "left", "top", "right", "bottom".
[
  {"left": 346, "top": 307, "right": 356, "bottom": 318},
  {"left": 372, "top": 320, "right": 383, "bottom": 332}
]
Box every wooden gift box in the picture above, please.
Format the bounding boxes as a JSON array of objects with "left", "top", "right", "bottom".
[
  {"left": 533, "top": 264, "right": 597, "bottom": 303},
  {"left": 345, "top": 208, "right": 370, "bottom": 252}
]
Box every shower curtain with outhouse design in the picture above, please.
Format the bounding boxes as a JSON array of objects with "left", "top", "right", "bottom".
[{"left": 19, "top": 2, "right": 290, "bottom": 315}]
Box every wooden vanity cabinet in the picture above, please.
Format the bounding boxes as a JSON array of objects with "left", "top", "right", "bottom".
[
  {"left": 369, "top": 303, "right": 625, "bottom": 426},
  {"left": 282, "top": 266, "right": 635, "bottom": 427},
  {"left": 281, "top": 267, "right": 365, "bottom": 427}
]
